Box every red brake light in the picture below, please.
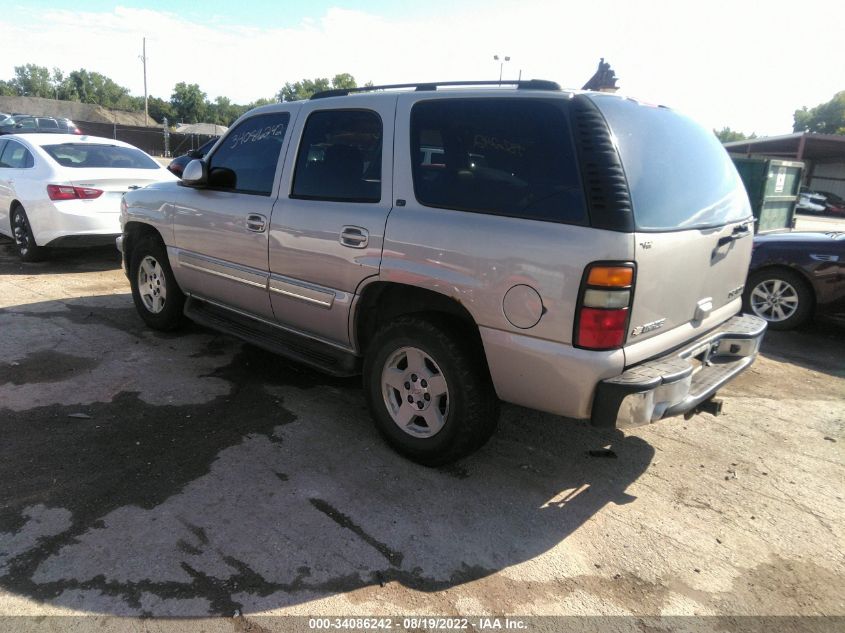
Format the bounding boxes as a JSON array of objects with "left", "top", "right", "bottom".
[
  {"left": 576, "top": 308, "right": 628, "bottom": 349},
  {"left": 574, "top": 262, "right": 635, "bottom": 350},
  {"left": 47, "top": 184, "right": 103, "bottom": 200}
]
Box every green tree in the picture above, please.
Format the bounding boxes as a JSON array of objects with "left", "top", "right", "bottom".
[
  {"left": 277, "top": 74, "right": 360, "bottom": 102},
  {"left": 147, "top": 96, "right": 175, "bottom": 124},
  {"left": 170, "top": 82, "right": 208, "bottom": 123},
  {"left": 10, "top": 64, "right": 54, "bottom": 98},
  {"left": 0, "top": 80, "right": 16, "bottom": 96},
  {"left": 793, "top": 91, "right": 845, "bottom": 134},
  {"left": 714, "top": 127, "right": 757, "bottom": 143},
  {"left": 58, "top": 69, "right": 134, "bottom": 109}
]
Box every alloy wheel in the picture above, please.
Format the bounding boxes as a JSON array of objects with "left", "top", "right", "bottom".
[
  {"left": 137, "top": 255, "right": 167, "bottom": 314},
  {"left": 381, "top": 346, "right": 450, "bottom": 438},
  {"left": 749, "top": 278, "right": 799, "bottom": 322}
]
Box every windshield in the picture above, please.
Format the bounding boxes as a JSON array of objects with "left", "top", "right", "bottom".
[
  {"left": 42, "top": 143, "right": 159, "bottom": 169},
  {"left": 591, "top": 94, "right": 751, "bottom": 231}
]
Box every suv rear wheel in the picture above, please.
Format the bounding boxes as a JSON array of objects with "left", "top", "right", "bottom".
[
  {"left": 129, "top": 236, "right": 185, "bottom": 331},
  {"left": 363, "top": 316, "right": 499, "bottom": 466}
]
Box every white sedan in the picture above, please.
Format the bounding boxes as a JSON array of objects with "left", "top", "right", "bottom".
[{"left": 0, "top": 133, "right": 176, "bottom": 261}]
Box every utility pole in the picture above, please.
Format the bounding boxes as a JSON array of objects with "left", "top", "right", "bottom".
[{"left": 140, "top": 37, "right": 149, "bottom": 127}]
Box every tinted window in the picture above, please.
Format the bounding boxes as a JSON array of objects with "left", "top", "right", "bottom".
[
  {"left": 0, "top": 141, "right": 34, "bottom": 168},
  {"left": 410, "top": 99, "right": 586, "bottom": 224},
  {"left": 208, "top": 112, "right": 290, "bottom": 195},
  {"left": 291, "top": 110, "right": 382, "bottom": 202},
  {"left": 592, "top": 95, "right": 750, "bottom": 231},
  {"left": 12, "top": 117, "right": 36, "bottom": 130},
  {"left": 43, "top": 143, "right": 158, "bottom": 169},
  {"left": 37, "top": 118, "right": 59, "bottom": 129}
]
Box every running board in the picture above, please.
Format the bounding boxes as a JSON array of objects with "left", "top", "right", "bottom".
[{"left": 184, "top": 297, "right": 361, "bottom": 377}]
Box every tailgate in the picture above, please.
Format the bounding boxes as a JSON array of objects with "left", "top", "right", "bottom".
[{"left": 627, "top": 218, "right": 753, "bottom": 351}]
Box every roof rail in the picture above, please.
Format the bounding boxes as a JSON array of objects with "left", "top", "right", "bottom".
[{"left": 310, "top": 79, "right": 561, "bottom": 100}]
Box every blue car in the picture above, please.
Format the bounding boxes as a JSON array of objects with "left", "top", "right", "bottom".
[{"left": 744, "top": 231, "right": 845, "bottom": 329}]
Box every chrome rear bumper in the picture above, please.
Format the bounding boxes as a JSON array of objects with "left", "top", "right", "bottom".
[{"left": 591, "top": 314, "right": 767, "bottom": 429}]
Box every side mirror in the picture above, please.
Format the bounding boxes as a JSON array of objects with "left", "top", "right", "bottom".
[{"left": 180, "top": 159, "right": 208, "bottom": 187}]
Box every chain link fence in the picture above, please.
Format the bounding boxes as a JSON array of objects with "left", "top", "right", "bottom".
[{"left": 74, "top": 120, "right": 218, "bottom": 158}]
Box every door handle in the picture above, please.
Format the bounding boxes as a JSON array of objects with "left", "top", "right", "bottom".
[
  {"left": 340, "top": 226, "right": 369, "bottom": 249},
  {"left": 245, "top": 214, "right": 267, "bottom": 232}
]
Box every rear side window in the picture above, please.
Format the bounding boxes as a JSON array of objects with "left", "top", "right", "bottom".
[
  {"left": 592, "top": 95, "right": 750, "bottom": 231},
  {"left": 208, "top": 112, "right": 290, "bottom": 195},
  {"left": 291, "top": 109, "right": 382, "bottom": 203},
  {"left": 37, "top": 118, "right": 59, "bottom": 129},
  {"left": 0, "top": 141, "right": 34, "bottom": 168},
  {"left": 43, "top": 143, "right": 158, "bottom": 169},
  {"left": 410, "top": 99, "right": 586, "bottom": 224}
]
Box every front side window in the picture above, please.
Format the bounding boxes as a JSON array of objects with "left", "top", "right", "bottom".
[
  {"left": 0, "top": 141, "right": 34, "bottom": 168},
  {"left": 43, "top": 143, "right": 158, "bottom": 169},
  {"left": 410, "top": 99, "right": 587, "bottom": 224},
  {"left": 208, "top": 112, "right": 290, "bottom": 195},
  {"left": 291, "top": 109, "right": 382, "bottom": 202}
]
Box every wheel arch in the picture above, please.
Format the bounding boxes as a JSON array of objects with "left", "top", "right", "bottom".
[
  {"left": 353, "top": 281, "right": 485, "bottom": 356},
  {"left": 123, "top": 221, "right": 166, "bottom": 264}
]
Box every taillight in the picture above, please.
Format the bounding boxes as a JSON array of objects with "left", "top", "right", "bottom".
[
  {"left": 574, "top": 262, "right": 635, "bottom": 350},
  {"left": 47, "top": 185, "right": 103, "bottom": 200}
]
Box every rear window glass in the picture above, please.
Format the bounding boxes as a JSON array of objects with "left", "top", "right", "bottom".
[
  {"left": 592, "top": 95, "right": 750, "bottom": 231},
  {"left": 410, "top": 98, "right": 586, "bottom": 224},
  {"left": 42, "top": 143, "right": 159, "bottom": 169}
]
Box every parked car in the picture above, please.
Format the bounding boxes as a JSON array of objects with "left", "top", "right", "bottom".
[
  {"left": 167, "top": 137, "right": 217, "bottom": 177},
  {"left": 0, "top": 133, "right": 177, "bottom": 261},
  {"left": 743, "top": 231, "right": 845, "bottom": 329},
  {"left": 0, "top": 112, "right": 11, "bottom": 122},
  {"left": 814, "top": 190, "right": 845, "bottom": 216},
  {"left": 0, "top": 115, "right": 81, "bottom": 135},
  {"left": 796, "top": 190, "right": 827, "bottom": 214},
  {"left": 120, "top": 80, "right": 766, "bottom": 465}
]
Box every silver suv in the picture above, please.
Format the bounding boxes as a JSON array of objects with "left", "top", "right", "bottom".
[{"left": 119, "top": 80, "right": 766, "bottom": 465}]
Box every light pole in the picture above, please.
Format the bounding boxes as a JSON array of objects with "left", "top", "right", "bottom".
[{"left": 493, "top": 54, "right": 511, "bottom": 84}]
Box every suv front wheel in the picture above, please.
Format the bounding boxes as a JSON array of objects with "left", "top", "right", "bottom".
[
  {"left": 363, "top": 316, "right": 499, "bottom": 466},
  {"left": 129, "top": 236, "right": 185, "bottom": 331}
]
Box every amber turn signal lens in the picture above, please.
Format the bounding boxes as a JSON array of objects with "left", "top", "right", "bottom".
[{"left": 587, "top": 266, "right": 633, "bottom": 288}]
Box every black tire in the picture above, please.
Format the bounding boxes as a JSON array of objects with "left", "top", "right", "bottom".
[
  {"left": 129, "top": 235, "right": 185, "bottom": 331},
  {"left": 743, "top": 268, "right": 813, "bottom": 331},
  {"left": 11, "top": 204, "right": 47, "bottom": 262},
  {"left": 363, "top": 315, "right": 500, "bottom": 466}
]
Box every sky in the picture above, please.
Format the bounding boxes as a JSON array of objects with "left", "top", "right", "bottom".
[{"left": 1, "top": 0, "right": 843, "bottom": 135}]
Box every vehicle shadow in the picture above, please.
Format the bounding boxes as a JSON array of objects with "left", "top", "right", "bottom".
[
  {"left": 761, "top": 316, "right": 845, "bottom": 379},
  {"left": 0, "top": 293, "right": 654, "bottom": 616},
  {"left": 0, "top": 238, "right": 121, "bottom": 275}
]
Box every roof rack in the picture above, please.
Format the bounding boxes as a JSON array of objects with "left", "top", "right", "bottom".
[{"left": 310, "top": 79, "right": 561, "bottom": 100}]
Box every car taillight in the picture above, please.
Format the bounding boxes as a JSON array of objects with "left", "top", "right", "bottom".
[
  {"left": 574, "top": 263, "right": 635, "bottom": 350},
  {"left": 47, "top": 184, "right": 103, "bottom": 200}
]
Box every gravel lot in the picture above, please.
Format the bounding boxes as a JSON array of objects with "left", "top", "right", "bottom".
[{"left": 0, "top": 235, "right": 842, "bottom": 630}]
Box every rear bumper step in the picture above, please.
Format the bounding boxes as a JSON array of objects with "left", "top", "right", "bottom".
[{"left": 591, "top": 314, "right": 767, "bottom": 429}]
